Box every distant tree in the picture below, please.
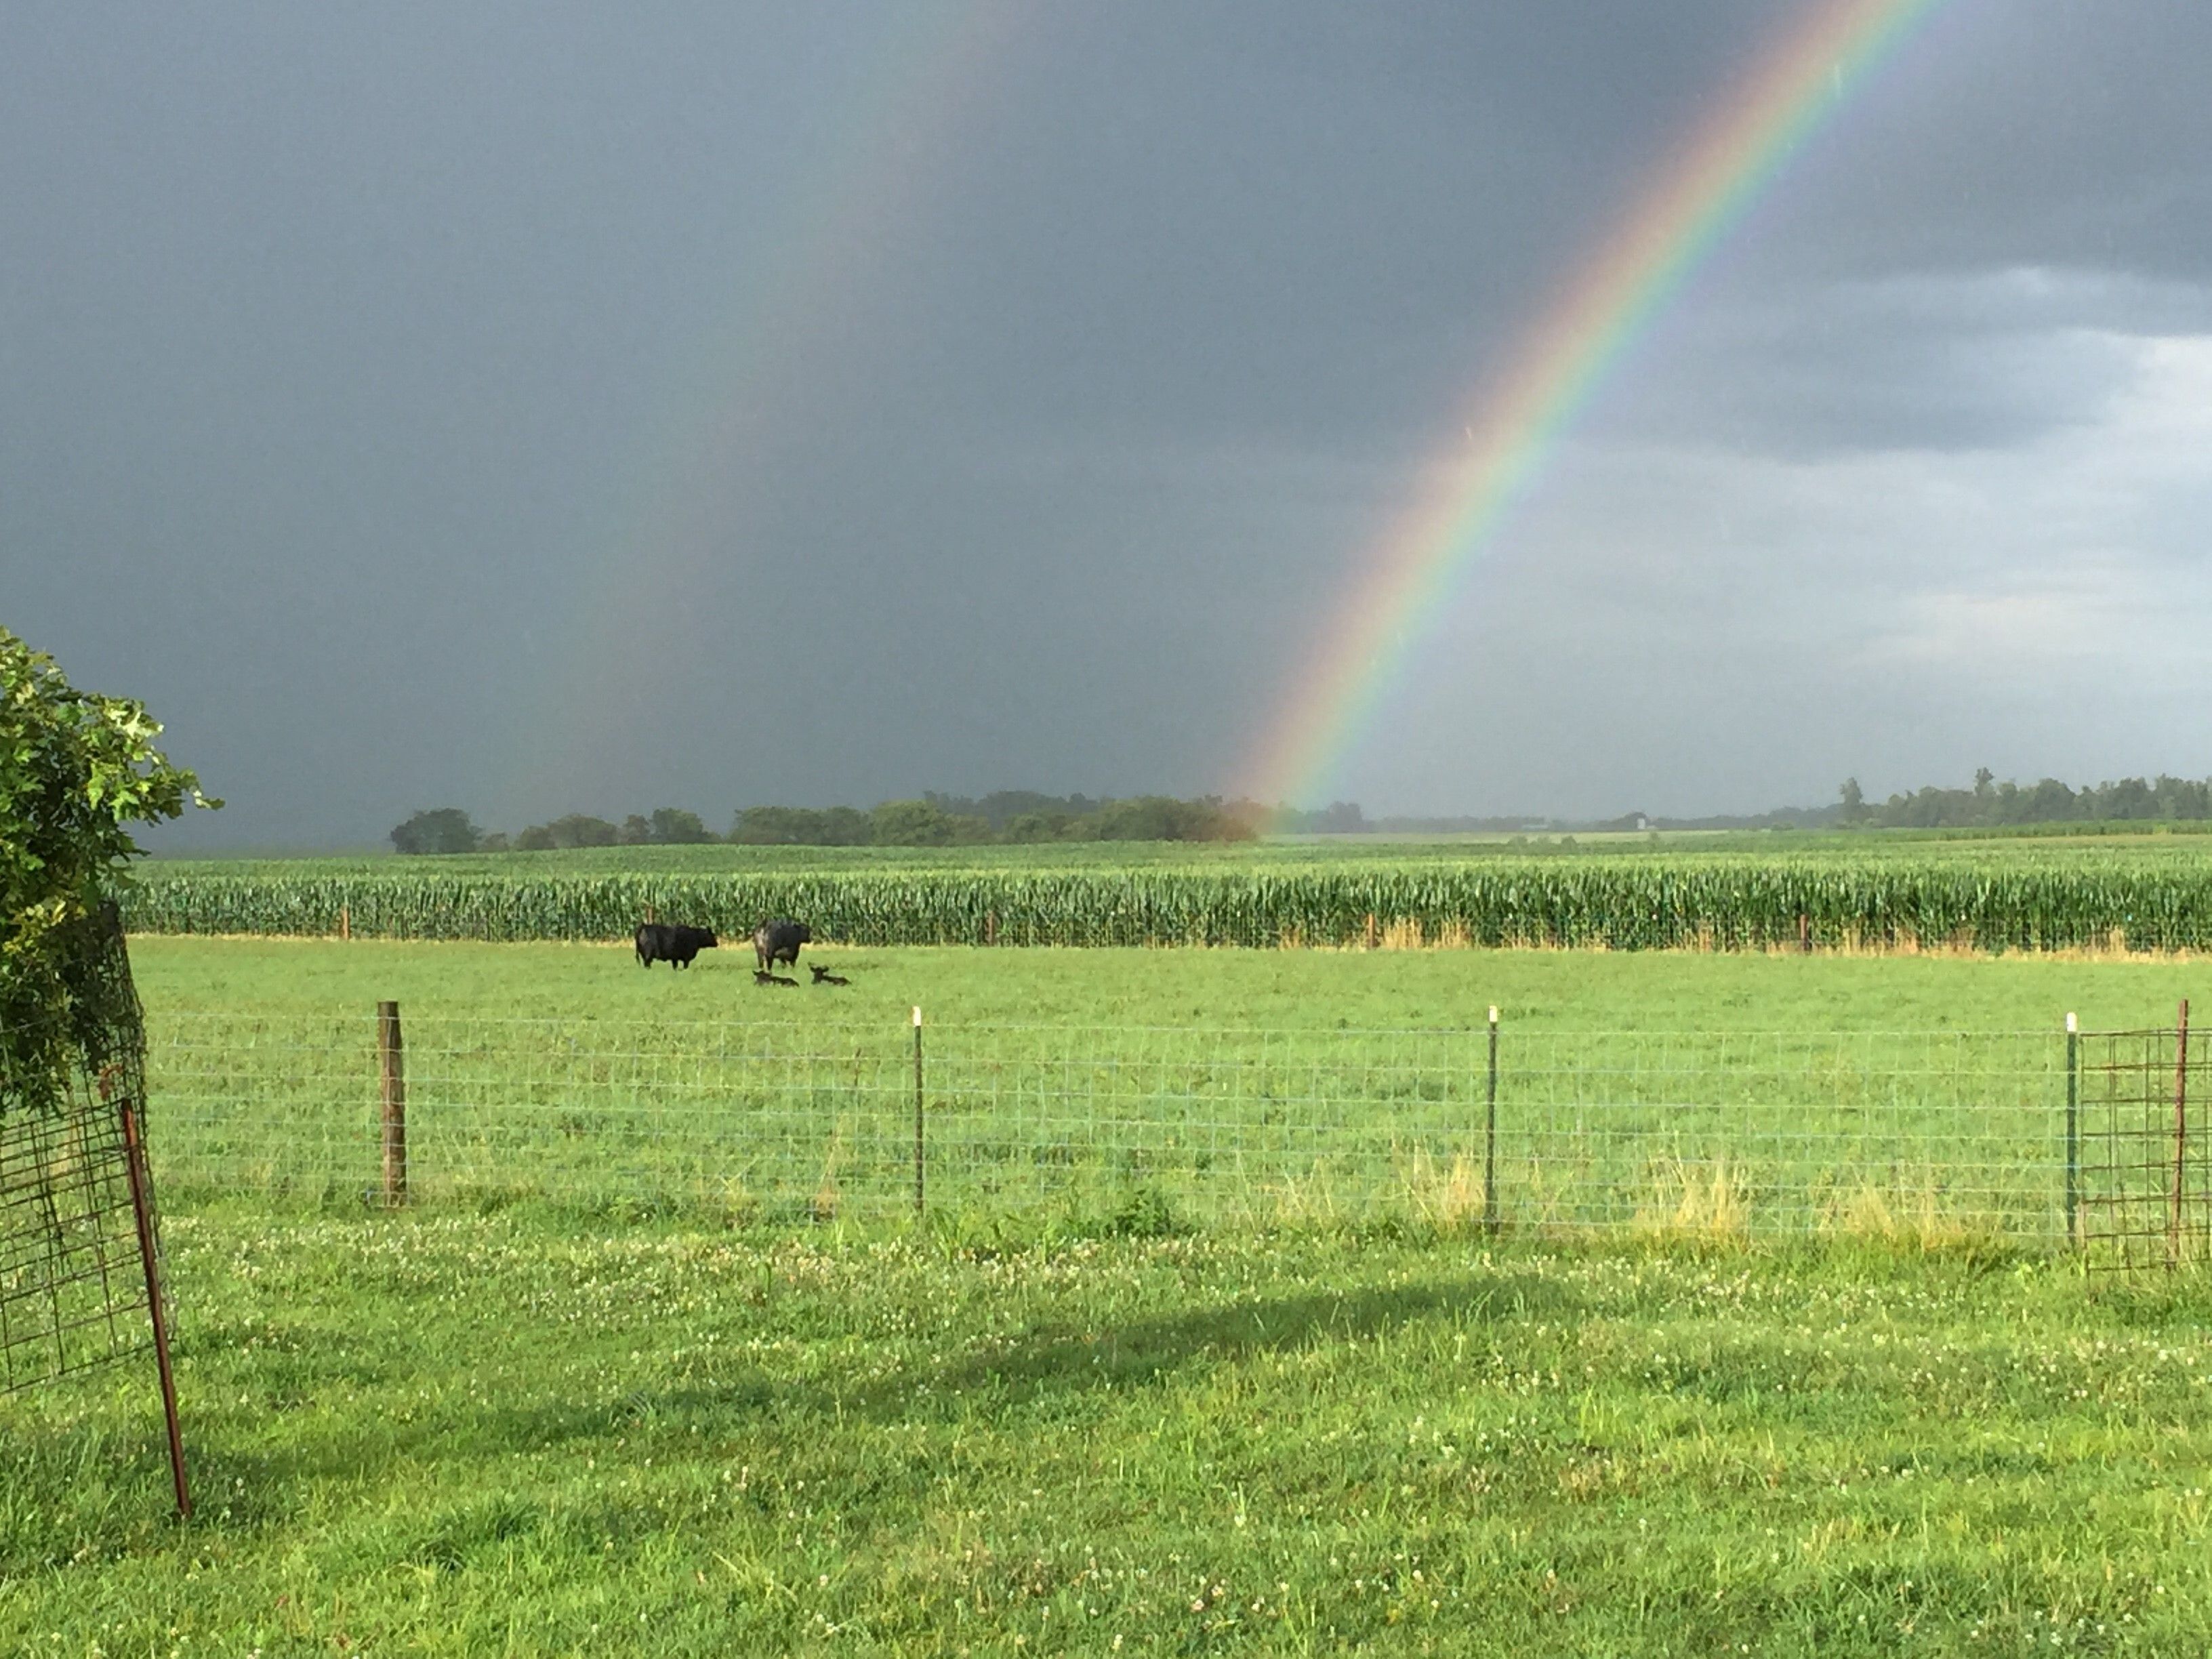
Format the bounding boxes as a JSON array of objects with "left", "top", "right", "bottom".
[
  {"left": 1267, "top": 800, "right": 1366, "bottom": 835},
  {"left": 1002, "top": 812, "right": 1073, "bottom": 843},
  {"left": 546, "top": 814, "right": 619, "bottom": 850},
  {"left": 512, "top": 814, "right": 619, "bottom": 850},
  {"left": 814, "top": 806, "right": 874, "bottom": 846},
  {"left": 729, "top": 805, "right": 876, "bottom": 845},
  {"left": 1838, "top": 779, "right": 1865, "bottom": 823},
  {"left": 479, "top": 832, "right": 510, "bottom": 853},
  {"left": 870, "top": 800, "right": 968, "bottom": 846},
  {"left": 925, "top": 790, "right": 1105, "bottom": 830},
  {"left": 1087, "top": 796, "right": 1181, "bottom": 841},
  {"left": 731, "top": 806, "right": 827, "bottom": 846},
  {"left": 2099, "top": 777, "right": 2156, "bottom": 820},
  {"left": 1311, "top": 800, "right": 1367, "bottom": 834},
  {"left": 2022, "top": 779, "right": 2078, "bottom": 822},
  {"left": 618, "top": 814, "right": 654, "bottom": 846},
  {"left": 1087, "top": 795, "right": 1255, "bottom": 842},
  {"left": 390, "top": 808, "right": 481, "bottom": 855},
  {"left": 2154, "top": 775, "right": 2212, "bottom": 819},
  {"left": 1219, "top": 798, "right": 1273, "bottom": 836},
  {"left": 648, "top": 807, "right": 715, "bottom": 844}
]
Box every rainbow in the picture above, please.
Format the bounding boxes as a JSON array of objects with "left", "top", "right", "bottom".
[{"left": 1239, "top": 0, "right": 1946, "bottom": 811}]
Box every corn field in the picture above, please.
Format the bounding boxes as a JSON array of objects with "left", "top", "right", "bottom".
[{"left": 121, "top": 855, "right": 2212, "bottom": 951}]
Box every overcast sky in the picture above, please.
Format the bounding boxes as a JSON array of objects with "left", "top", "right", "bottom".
[{"left": 7, "top": 1, "right": 2212, "bottom": 847}]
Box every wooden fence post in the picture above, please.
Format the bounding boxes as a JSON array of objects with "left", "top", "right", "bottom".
[{"left": 378, "top": 1001, "right": 407, "bottom": 1207}]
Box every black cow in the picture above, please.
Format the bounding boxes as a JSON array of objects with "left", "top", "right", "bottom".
[
  {"left": 635, "top": 922, "right": 718, "bottom": 969},
  {"left": 809, "top": 963, "right": 848, "bottom": 986},
  {"left": 754, "top": 918, "right": 811, "bottom": 973}
]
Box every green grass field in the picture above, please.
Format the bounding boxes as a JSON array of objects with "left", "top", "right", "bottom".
[
  {"left": 126, "top": 933, "right": 2212, "bottom": 1027},
  {"left": 4, "top": 1214, "right": 2209, "bottom": 1654},
  {"left": 6, "top": 940, "right": 2212, "bottom": 1652},
  {"left": 121, "top": 939, "right": 2212, "bottom": 1240}
]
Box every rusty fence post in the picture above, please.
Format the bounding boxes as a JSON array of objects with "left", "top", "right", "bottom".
[
  {"left": 378, "top": 1001, "right": 407, "bottom": 1207},
  {"left": 912, "top": 1006, "right": 925, "bottom": 1218},
  {"left": 118, "top": 1099, "right": 191, "bottom": 1519}
]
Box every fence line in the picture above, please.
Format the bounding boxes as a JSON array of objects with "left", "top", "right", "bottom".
[{"left": 121, "top": 1006, "right": 2142, "bottom": 1246}]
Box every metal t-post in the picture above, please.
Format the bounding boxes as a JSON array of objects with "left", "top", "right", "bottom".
[
  {"left": 1484, "top": 1005, "right": 1500, "bottom": 1237},
  {"left": 2173, "top": 1000, "right": 2190, "bottom": 1269},
  {"left": 912, "top": 1006, "right": 925, "bottom": 1218},
  {"left": 2064, "top": 1012, "right": 2079, "bottom": 1248}
]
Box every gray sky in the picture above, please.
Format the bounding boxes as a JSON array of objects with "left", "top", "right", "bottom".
[{"left": 7, "top": 1, "right": 2212, "bottom": 846}]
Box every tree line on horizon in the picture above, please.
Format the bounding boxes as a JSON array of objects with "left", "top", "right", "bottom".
[
  {"left": 388, "top": 791, "right": 1349, "bottom": 854},
  {"left": 388, "top": 771, "right": 2212, "bottom": 855},
  {"left": 1834, "top": 770, "right": 2212, "bottom": 830}
]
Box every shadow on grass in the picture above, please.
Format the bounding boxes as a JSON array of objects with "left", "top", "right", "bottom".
[
  {"left": 821, "top": 1267, "right": 1576, "bottom": 1422},
  {"left": 441, "top": 1268, "right": 1570, "bottom": 1451},
  {"left": 6, "top": 1263, "right": 1569, "bottom": 1547}
]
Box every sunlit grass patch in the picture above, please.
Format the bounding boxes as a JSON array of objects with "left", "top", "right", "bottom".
[
  {"left": 1633, "top": 1154, "right": 1751, "bottom": 1246},
  {"left": 1395, "top": 1144, "right": 1488, "bottom": 1234}
]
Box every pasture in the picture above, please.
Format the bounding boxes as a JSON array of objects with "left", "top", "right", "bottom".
[
  {"left": 4, "top": 1214, "right": 2210, "bottom": 1654},
  {"left": 126, "top": 929, "right": 2212, "bottom": 1027},
  {"left": 127, "top": 939, "right": 2212, "bottom": 1239},
  {"left": 5, "top": 935, "right": 2210, "bottom": 1652}
]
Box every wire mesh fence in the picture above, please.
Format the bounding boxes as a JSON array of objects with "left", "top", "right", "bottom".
[
  {"left": 0, "top": 1088, "right": 151, "bottom": 1392},
  {"left": 132, "top": 1008, "right": 2114, "bottom": 1245},
  {"left": 2077, "top": 1018, "right": 2212, "bottom": 1272},
  {"left": 1, "top": 907, "right": 176, "bottom": 1401}
]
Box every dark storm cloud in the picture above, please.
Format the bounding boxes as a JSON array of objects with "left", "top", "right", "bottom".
[
  {"left": 3, "top": 1, "right": 2209, "bottom": 842},
  {"left": 1593, "top": 267, "right": 2212, "bottom": 459},
  {"left": 1768, "top": 0, "right": 2212, "bottom": 284}
]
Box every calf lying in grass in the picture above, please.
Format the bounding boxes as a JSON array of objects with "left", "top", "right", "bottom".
[
  {"left": 810, "top": 964, "right": 850, "bottom": 986},
  {"left": 753, "top": 969, "right": 798, "bottom": 987}
]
